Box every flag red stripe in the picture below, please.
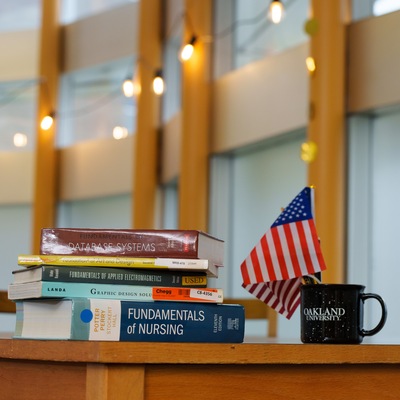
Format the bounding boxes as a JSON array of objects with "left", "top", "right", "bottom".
[
  {"left": 250, "top": 247, "right": 265, "bottom": 283},
  {"left": 260, "top": 234, "right": 276, "bottom": 281},
  {"left": 240, "top": 262, "right": 251, "bottom": 285},
  {"left": 271, "top": 227, "right": 289, "bottom": 280},
  {"left": 283, "top": 223, "right": 302, "bottom": 277},
  {"left": 296, "top": 221, "right": 315, "bottom": 274}
]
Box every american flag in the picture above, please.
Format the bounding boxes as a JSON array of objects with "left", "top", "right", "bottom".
[{"left": 240, "top": 187, "right": 327, "bottom": 319}]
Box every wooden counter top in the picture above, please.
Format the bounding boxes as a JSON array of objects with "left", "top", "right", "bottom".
[
  {"left": 0, "top": 333, "right": 399, "bottom": 365},
  {"left": 2, "top": 333, "right": 400, "bottom": 399}
]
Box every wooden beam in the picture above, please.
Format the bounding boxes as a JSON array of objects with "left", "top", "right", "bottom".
[
  {"left": 307, "top": 1, "right": 350, "bottom": 283},
  {"left": 133, "top": 0, "right": 162, "bottom": 228},
  {"left": 32, "top": 0, "right": 61, "bottom": 253},
  {"left": 0, "top": 291, "right": 16, "bottom": 313},
  {"left": 179, "top": 0, "right": 212, "bottom": 231}
]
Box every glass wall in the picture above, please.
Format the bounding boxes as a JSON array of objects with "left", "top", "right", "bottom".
[
  {"left": 213, "top": 0, "right": 309, "bottom": 74},
  {"left": 348, "top": 110, "right": 400, "bottom": 343},
  {"left": 210, "top": 131, "right": 307, "bottom": 337},
  {"left": 352, "top": 0, "right": 400, "bottom": 20},
  {"left": 0, "top": 0, "right": 41, "bottom": 331},
  {"left": 60, "top": 0, "right": 139, "bottom": 23},
  {"left": 57, "top": 57, "right": 136, "bottom": 148},
  {"left": 0, "top": 81, "right": 37, "bottom": 152},
  {"left": 0, "top": 0, "right": 41, "bottom": 31},
  {"left": 57, "top": 195, "right": 132, "bottom": 228}
]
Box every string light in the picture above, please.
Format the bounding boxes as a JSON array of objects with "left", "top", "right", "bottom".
[
  {"left": 112, "top": 126, "right": 128, "bottom": 140},
  {"left": 301, "top": 141, "right": 318, "bottom": 163},
  {"left": 152, "top": 69, "right": 164, "bottom": 95},
  {"left": 13, "top": 132, "right": 28, "bottom": 147},
  {"left": 268, "top": 0, "right": 285, "bottom": 24},
  {"left": 122, "top": 78, "right": 135, "bottom": 97},
  {"left": 305, "top": 56, "right": 316, "bottom": 75},
  {"left": 40, "top": 112, "right": 55, "bottom": 130},
  {"left": 179, "top": 35, "right": 197, "bottom": 62}
]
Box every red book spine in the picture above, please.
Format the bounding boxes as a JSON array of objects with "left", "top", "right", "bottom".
[{"left": 40, "top": 228, "right": 211, "bottom": 258}]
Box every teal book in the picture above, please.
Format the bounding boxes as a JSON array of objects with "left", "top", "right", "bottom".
[
  {"left": 14, "top": 299, "right": 245, "bottom": 343},
  {"left": 8, "top": 281, "right": 223, "bottom": 303}
]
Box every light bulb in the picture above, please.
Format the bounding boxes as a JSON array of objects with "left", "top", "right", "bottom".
[
  {"left": 152, "top": 70, "right": 164, "bottom": 95},
  {"left": 179, "top": 36, "right": 197, "bottom": 62},
  {"left": 13, "top": 132, "right": 28, "bottom": 147},
  {"left": 122, "top": 79, "right": 135, "bottom": 97},
  {"left": 301, "top": 141, "right": 318, "bottom": 163},
  {"left": 269, "top": 0, "right": 284, "bottom": 24},
  {"left": 40, "top": 114, "right": 54, "bottom": 130},
  {"left": 113, "top": 126, "right": 128, "bottom": 140},
  {"left": 306, "top": 57, "right": 316, "bottom": 74}
]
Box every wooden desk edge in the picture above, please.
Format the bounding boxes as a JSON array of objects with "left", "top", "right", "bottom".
[{"left": 1, "top": 336, "right": 400, "bottom": 365}]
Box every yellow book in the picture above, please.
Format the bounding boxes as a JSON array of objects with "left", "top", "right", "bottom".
[{"left": 17, "top": 254, "right": 220, "bottom": 277}]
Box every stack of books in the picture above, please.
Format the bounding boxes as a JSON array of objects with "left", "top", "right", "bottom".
[{"left": 8, "top": 228, "right": 245, "bottom": 343}]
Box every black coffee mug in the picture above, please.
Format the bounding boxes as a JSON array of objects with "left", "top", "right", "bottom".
[{"left": 301, "top": 284, "right": 387, "bottom": 344}]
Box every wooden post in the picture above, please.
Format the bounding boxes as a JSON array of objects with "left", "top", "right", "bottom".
[
  {"left": 307, "top": 0, "right": 350, "bottom": 282},
  {"left": 179, "top": 0, "right": 212, "bottom": 231},
  {"left": 32, "top": 0, "right": 61, "bottom": 252},
  {"left": 132, "top": 0, "right": 162, "bottom": 228}
]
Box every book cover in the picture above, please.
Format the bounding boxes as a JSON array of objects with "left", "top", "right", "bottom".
[
  {"left": 8, "top": 281, "right": 223, "bottom": 303},
  {"left": 14, "top": 299, "right": 245, "bottom": 343},
  {"left": 17, "top": 255, "right": 220, "bottom": 278},
  {"left": 40, "top": 228, "right": 224, "bottom": 266},
  {"left": 12, "top": 265, "right": 208, "bottom": 287}
]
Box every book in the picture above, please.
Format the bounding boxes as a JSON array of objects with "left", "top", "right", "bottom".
[
  {"left": 12, "top": 265, "right": 208, "bottom": 287},
  {"left": 40, "top": 228, "right": 224, "bottom": 266},
  {"left": 8, "top": 281, "right": 224, "bottom": 303},
  {"left": 14, "top": 299, "right": 245, "bottom": 343},
  {"left": 17, "top": 255, "right": 220, "bottom": 277}
]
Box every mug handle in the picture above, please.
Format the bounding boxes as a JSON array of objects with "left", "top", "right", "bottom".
[{"left": 360, "top": 293, "right": 387, "bottom": 336}]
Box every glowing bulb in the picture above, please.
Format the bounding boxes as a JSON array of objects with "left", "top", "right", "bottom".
[
  {"left": 122, "top": 79, "right": 135, "bottom": 97},
  {"left": 40, "top": 115, "right": 54, "bottom": 130},
  {"left": 179, "top": 36, "right": 197, "bottom": 62},
  {"left": 306, "top": 56, "right": 316, "bottom": 74},
  {"left": 152, "top": 70, "right": 164, "bottom": 95},
  {"left": 113, "top": 126, "right": 128, "bottom": 140},
  {"left": 13, "top": 132, "right": 28, "bottom": 147},
  {"left": 269, "top": 0, "right": 285, "bottom": 24},
  {"left": 301, "top": 141, "right": 318, "bottom": 163},
  {"left": 180, "top": 43, "right": 194, "bottom": 61}
]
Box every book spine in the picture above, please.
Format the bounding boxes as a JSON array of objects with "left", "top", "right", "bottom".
[
  {"left": 39, "top": 266, "right": 207, "bottom": 287},
  {"left": 9, "top": 281, "right": 222, "bottom": 303},
  {"left": 40, "top": 228, "right": 203, "bottom": 258},
  {"left": 17, "top": 255, "right": 218, "bottom": 278},
  {"left": 16, "top": 299, "right": 245, "bottom": 343},
  {"left": 151, "top": 287, "right": 223, "bottom": 303}
]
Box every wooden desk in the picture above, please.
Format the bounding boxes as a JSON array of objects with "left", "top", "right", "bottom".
[{"left": 1, "top": 334, "right": 400, "bottom": 400}]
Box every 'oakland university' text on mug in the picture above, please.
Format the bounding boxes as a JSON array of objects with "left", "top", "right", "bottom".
[{"left": 301, "top": 284, "right": 387, "bottom": 344}]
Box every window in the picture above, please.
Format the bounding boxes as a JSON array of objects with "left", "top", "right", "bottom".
[
  {"left": 210, "top": 130, "right": 307, "bottom": 337},
  {"left": 57, "top": 57, "right": 136, "bottom": 148}
]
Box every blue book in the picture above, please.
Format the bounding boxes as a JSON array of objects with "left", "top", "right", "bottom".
[
  {"left": 14, "top": 299, "right": 245, "bottom": 343},
  {"left": 8, "top": 281, "right": 223, "bottom": 303}
]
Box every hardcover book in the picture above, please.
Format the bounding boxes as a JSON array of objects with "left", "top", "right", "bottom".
[
  {"left": 17, "top": 255, "right": 220, "bottom": 277},
  {"left": 12, "top": 265, "right": 207, "bottom": 287},
  {"left": 8, "top": 281, "right": 223, "bottom": 303},
  {"left": 40, "top": 228, "right": 224, "bottom": 266},
  {"left": 14, "top": 299, "right": 245, "bottom": 343}
]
